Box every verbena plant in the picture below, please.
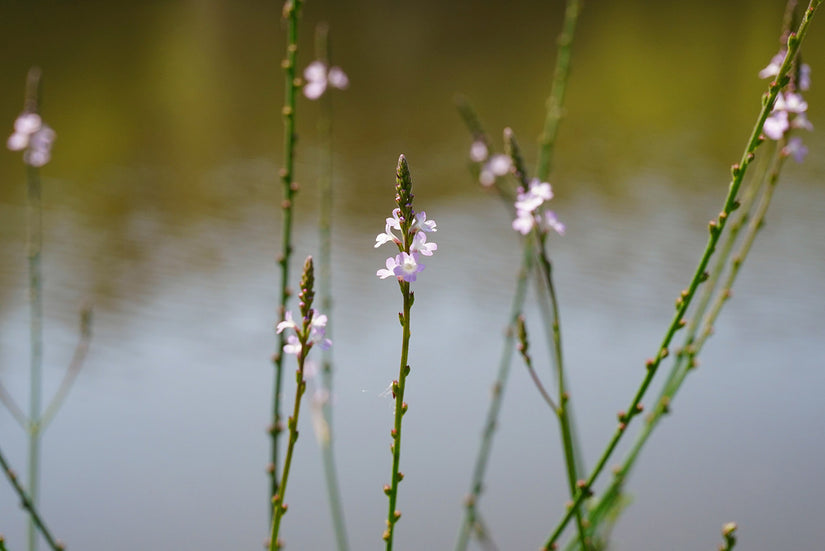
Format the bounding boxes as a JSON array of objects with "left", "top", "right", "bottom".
[{"left": 1, "top": 1, "right": 820, "bottom": 550}]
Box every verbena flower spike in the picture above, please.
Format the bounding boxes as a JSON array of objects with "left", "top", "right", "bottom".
[
  {"left": 374, "top": 157, "right": 438, "bottom": 283},
  {"left": 378, "top": 155, "right": 436, "bottom": 550},
  {"left": 269, "top": 256, "right": 330, "bottom": 551}
]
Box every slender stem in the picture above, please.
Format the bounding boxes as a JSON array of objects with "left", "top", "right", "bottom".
[
  {"left": 0, "top": 382, "right": 27, "bottom": 428},
  {"left": 271, "top": 0, "right": 303, "bottom": 514},
  {"left": 454, "top": 243, "right": 533, "bottom": 551},
  {"left": 543, "top": 5, "right": 821, "bottom": 547},
  {"left": 314, "top": 22, "right": 350, "bottom": 551},
  {"left": 268, "top": 355, "right": 308, "bottom": 550},
  {"left": 535, "top": 0, "right": 581, "bottom": 182},
  {"left": 516, "top": 315, "right": 559, "bottom": 411},
  {"left": 0, "top": 444, "right": 64, "bottom": 551},
  {"left": 597, "top": 144, "right": 784, "bottom": 513},
  {"left": 383, "top": 281, "right": 412, "bottom": 550},
  {"left": 41, "top": 305, "right": 93, "bottom": 429},
  {"left": 534, "top": 237, "right": 587, "bottom": 549},
  {"left": 26, "top": 162, "right": 43, "bottom": 551}
]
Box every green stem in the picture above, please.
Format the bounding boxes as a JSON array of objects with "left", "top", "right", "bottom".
[
  {"left": 268, "top": 354, "right": 308, "bottom": 550},
  {"left": 534, "top": 237, "right": 587, "bottom": 550},
  {"left": 535, "top": 0, "right": 581, "bottom": 182},
  {"left": 543, "top": 4, "right": 821, "bottom": 547},
  {"left": 383, "top": 281, "right": 412, "bottom": 550},
  {"left": 271, "top": 0, "right": 303, "bottom": 514},
  {"left": 0, "top": 444, "right": 63, "bottom": 551}
]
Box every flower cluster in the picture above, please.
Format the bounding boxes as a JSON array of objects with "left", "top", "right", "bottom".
[
  {"left": 7, "top": 112, "right": 56, "bottom": 167},
  {"left": 303, "top": 61, "right": 349, "bottom": 100},
  {"left": 759, "top": 50, "right": 812, "bottom": 161},
  {"left": 276, "top": 256, "right": 331, "bottom": 356},
  {"left": 276, "top": 310, "right": 331, "bottom": 355},
  {"left": 375, "top": 155, "right": 438, "bottom": 283},
  {"left": 375, "top": 209, "right": 437, "bottom": 282},
  {"left": 469, "top": 139, "right": 512, "bottom": 186},
  {"left": 512, "top": 178, "right": 565, "bottom": 236}
]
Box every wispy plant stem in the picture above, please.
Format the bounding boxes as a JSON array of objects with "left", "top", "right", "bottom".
[
  {"left": 543, "top": 5, "right": 821, "bottom": 548},
  {"left": 536, "top": 0, "right": 581, "bottom": 182},
  {"left": 24, "top": 66, "right": 44, "bottom": 551},
  {"left": 507, "top": 128, "right": 586, "bottom": 549},
  {"left": 0, "top": 444, "right": 63, "bottom": 551},
  {"left": 271, "top": 0, "right": 303, "bottom": 513},
  {"left": 314, "top": 22, "right": 350, "bottom": 551},
  {"left": 455, "top": 243, "right": 533, "bottom": 551}
]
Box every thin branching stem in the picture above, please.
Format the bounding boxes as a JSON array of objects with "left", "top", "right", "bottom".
[
  {"left": 508, "top": 128, "right": 587, "bottom": 549},
  {"left": 454, "top": 243, "right": 534, "bottom": 551},
  {"left": 41, "top": 305, "right": 93, "bottom": 429},
  {"left": 543, "top": 5, "right": 821, "bottom": 547},
  {"left": 536, "top": 0, "right": 581, "bottom": 182},
  {"left": 0, "top": 445, "right": 63, "bottom": 551},
  {"left": 271, "top": 0, "right": 303, "bottom": 513}
]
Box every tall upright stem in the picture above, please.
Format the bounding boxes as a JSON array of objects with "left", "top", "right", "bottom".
[
  {"left": 26, "top": 162, "right": 43, "bottom": 551},
  {"left": 384, "top": 282, "right": 412, "bottom": 550},
  {"left": 271, "top": 0, "right": 303, "bottom": 513}
]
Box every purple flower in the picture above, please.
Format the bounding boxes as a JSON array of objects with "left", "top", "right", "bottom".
[{"left": 393, "top": 252, "right": 425, "bottom": 282}]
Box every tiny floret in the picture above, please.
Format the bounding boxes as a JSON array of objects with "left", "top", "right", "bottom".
[
  {"left": 758, "top": 52, "right": 813, "bottom": 147},
  {"left": 469, "top": 140, "right": 488, "bottom": 163},
  {"left": 758, "top": 50, "right": 785, "bottom": 79},
  {"left": 277, "top": 309, "right": 331, "bottom": 355},
  {"left": 512, "top": 178, "right": 564, "bottom": 236},
  {"left": 7, "top": 112, "right": 55, "bottom": 167},
  {"left": 479, "top": 154, "right": 512, "bottom": 186},
  {"left": 303, "top": 60, "right": 349, "bottom": 100},
  {"left": 394, "top": 252, "right": 425, "bottom": 282}
]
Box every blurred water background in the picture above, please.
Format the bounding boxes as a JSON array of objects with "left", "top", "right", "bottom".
[{"left": 1, "top": 1, "right": 824, "bottom": 550}]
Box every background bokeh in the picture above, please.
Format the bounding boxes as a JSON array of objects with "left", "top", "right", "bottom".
[{"left": 1, "top": 1, "right": 824, "bottom": 550}]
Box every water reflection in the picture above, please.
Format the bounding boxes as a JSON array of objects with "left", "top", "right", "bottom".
[{"left": 1, "top": 1, "right": 824, "bottom": 550}]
